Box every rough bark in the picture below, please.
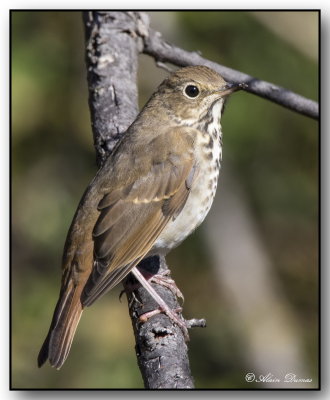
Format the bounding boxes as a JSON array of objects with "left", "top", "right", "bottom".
[
  {"left": 82, "top": 10, "right": 316, "bottom": 389},
  {"left": 125, "top": 256, "right": 195, "bottom": 388},
  {"left": 83, "top": 11, "right": 145, "bottom": 167},
  {"left": 82, "top": 11, "right": 195, "bottom": 389}
]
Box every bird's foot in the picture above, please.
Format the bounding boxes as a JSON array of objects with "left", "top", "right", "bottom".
[
  {"left": 148, "top": 268, "right": 184, "bottom": 303},
  {"left": 139, "top": 306, "right": 189, "bottom": 341},
  {"left": 131, "top": 266, "right": 190, "bottom": 341},
  {"left": 121, "top": 265, "right": 184, "bottom": 303},
  {"left": 139, "top": 306, "right": 182, "bottom": 322}
]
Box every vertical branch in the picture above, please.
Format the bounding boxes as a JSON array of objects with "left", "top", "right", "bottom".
[
  {"left": 83, "top": 11, "right": 145, "bottom": 166},
  {"left": 82, "top": 11, "right": 195, "bottom": 388},
  {"left": 125, "top": 256, "right": 195, "bottom": 388}
]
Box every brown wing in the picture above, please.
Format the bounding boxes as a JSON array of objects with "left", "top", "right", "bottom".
[{"left": 81, "top": 136, "right": 196, "bottom": 307}]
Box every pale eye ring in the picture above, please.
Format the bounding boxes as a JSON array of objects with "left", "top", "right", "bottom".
[{"left": 184, "top": 84, "right": 200, "bottom": 98}]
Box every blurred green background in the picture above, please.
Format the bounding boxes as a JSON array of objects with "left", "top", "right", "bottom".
[{"left": 11, "top": 11, "right": 318, "bottom": 389}]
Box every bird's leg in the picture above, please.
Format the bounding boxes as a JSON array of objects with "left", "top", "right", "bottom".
[
  {"left": 130, "top": 266, "right": 190, "bottom": 341},
  {"left": 123, "top": 260, "right": 184, "bottom": 302}
]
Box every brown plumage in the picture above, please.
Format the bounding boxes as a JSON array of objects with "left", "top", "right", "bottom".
[{"left": 38, "top": 66, "right": 244, "bottom": 369}]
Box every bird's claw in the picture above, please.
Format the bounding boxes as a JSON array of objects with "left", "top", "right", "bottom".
[{"left": 138, "top": 306, "right": 190, "bottom": 341}]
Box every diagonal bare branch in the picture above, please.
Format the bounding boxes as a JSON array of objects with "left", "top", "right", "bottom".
[{"left": 143, "top": 28, "right": 319, "bottom": 120}]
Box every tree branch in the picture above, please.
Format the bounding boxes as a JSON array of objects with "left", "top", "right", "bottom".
[
  {"left": 82, "top": 11, "right": 195, "bottom": 388},
  {"left": 82, "top": 11, "right": 315, "bottom": 388},
  {"left": 83, "top": 11, "right": 143, "bottom": 167},
  {"left": 143, "top": 28, "right": 319, "bottom": 120},
  {"left": 125, "top": 256, "right": 195, "bottom": 388}
]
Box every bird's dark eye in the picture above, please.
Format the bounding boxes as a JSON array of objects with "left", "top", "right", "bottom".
[{"left": 184, "top": 85, "right": 200, "bottom": 98}]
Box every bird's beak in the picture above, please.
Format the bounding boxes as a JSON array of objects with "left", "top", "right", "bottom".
[{"left": 218, "top": 82, "right": 248, "bottom": 97}]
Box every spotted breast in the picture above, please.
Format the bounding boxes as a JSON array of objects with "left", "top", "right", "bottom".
[{"left": 152, "top": 99, "right": 223, "bottom": 254}]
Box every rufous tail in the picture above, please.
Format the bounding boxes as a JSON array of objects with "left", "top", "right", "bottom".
[{"left": 37, "top": 285, "right": 83, "bottom": 369}]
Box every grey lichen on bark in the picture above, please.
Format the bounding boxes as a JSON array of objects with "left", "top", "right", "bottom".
[
  {"left": 82, "top": 11, "right": 195, "bottom": 389},
  {"left": 83, "top": 11, "right": 147, "bottom": 167},
  {"left": 125, "top": 256, "right": 195, "bottom": 388}
]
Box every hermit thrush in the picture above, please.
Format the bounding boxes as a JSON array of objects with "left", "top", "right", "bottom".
[{"left": 38, "top": 65, "right": 245, "bottom": 369}]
